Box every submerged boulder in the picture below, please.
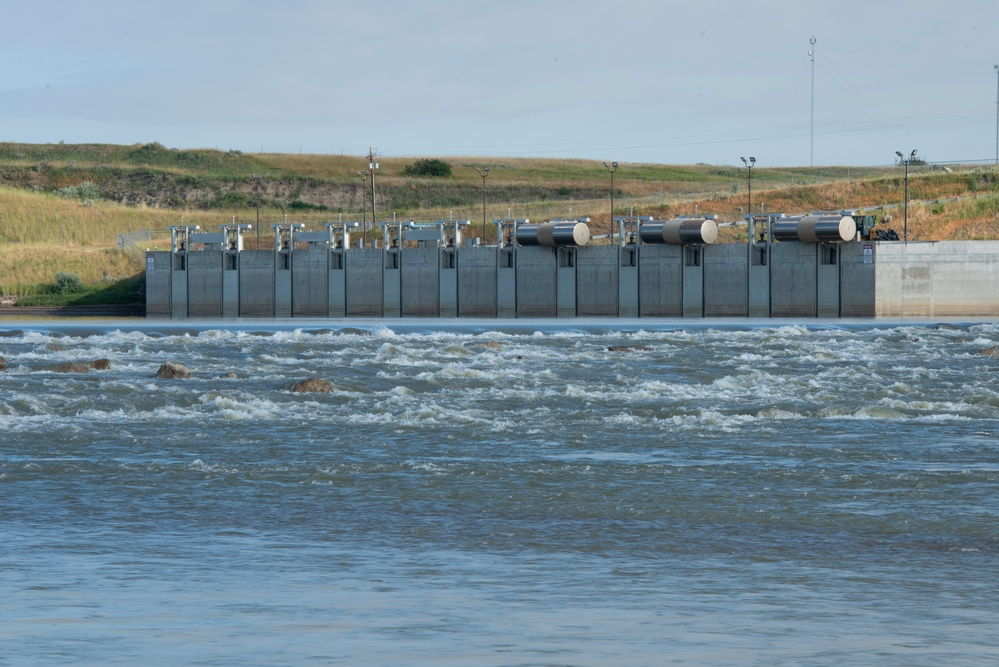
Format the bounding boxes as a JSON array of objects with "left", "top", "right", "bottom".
[
  {"left": 219, "top": 371, "right": 238, "bottom": 379},
  {"left": 607, "top": 344, "right": 652, "bottom": 352},
  {"left": 89, "top": 359, "right": 112, "bottom": 370},
  {"left": 155, "top": 361, "right": 191, "bottom": 379},
  {"left": 978, "top": 346, "right": 998, "bottom": 357},
  {"left": 292, "top": 377, "right": 334, "bottom": 393},
  {"left": 53, "top": 362, "right": 91, "bottom": 373}
]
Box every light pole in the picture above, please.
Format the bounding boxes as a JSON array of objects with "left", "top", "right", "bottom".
[
  {"left": 809, "top": 36, "right": 816, "bottom": 167},
  {"left": 475, "top": 166, "right": 489, "bottom": 240},
  {"left": 740, "top": 156, "right": 756, "bottom": 221},
  {"left": 994, "top": 64, "right": 998, "bottom": 165},
  {"left": 252, "top": 174, "right": 261, "bottom": 248},
  {"left": 356, "top": 170, "right": 368, "bottom": 244},
  {"left": 895, "top": 149, "right": 917, "bottom": 243},
  {"left": 367, "top": 148, "right": 379, "bottom": 241},
  {"left": 603, "top": 161, "right": 618, "bottom": 242}
]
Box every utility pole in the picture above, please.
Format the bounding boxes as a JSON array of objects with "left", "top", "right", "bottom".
[
  {"left": 740, "top": 156, "right": 756, "bottom": 222},
  {"left": 896, "top": 149, "right": 917, "bottom": 243},
  {"left": 475, "top": 166, "right": 490, "bottom": 240},
  {"left": 356, "top": 170, "right": 368, "bottom": 244},
  {"left": 810, "top": 36, "right": 816, "bottom": 168},
  {"left": 603, "top": 162, "right": 618, "bottom": 242},
  {"left": 367, "top": 147, "right": 379, "bottom": 238},
  {"left": 252, "top": 174, "right": 261, "bottom": 248},
  {"left": 994, "top": 64, "right": 998, "bottom": 165}
]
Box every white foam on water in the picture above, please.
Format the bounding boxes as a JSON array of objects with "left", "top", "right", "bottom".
[
  {"left": 197, "top": 392, "right": 283, "bottom": 421},
  {"left": 386, "top": 385, "right": 417, "bottom": 402},
  {"left": 189, "top": 458, "right": 243, "bottom": 475},
  {"left": 845, "top": 406, "right": 908, "bottom": 420},
  {"left": 371, "top": 325, "right": 398, "bottom": 339},
  {"left": 757, "top": 408, "right": 805, "bottom": 420}
]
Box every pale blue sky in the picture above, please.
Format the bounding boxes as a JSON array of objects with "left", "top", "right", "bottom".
[{"left": 2, "top": 0, "right": 997, "bottom": 167}]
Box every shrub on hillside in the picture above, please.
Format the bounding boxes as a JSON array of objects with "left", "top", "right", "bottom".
[
  {"left": 55, "top": 272, "right": 84, "bottom": 294},
  {"left": 289, "top": 200, "right": 329, "bottom": 211},
  {"left": 403, "top": 158, "right": 452, "bottom": 178},
  {"left": 56, "top": 180, "right": 101, "bottom": 202}
]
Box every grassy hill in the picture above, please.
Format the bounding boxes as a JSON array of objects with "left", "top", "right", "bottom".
[{"left": 1, "top": 141, "right": 997, "bottom": 305}]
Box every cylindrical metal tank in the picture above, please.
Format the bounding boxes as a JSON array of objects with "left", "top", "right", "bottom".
[
  {"left": 772, "top": 215, "right": 856, "bottom": 243},
  {"left": 639, "top": 218, "right": 718, "bottom": 245},
  {"left": 516, "top": 221, "right": 591, "bottom": 247}
]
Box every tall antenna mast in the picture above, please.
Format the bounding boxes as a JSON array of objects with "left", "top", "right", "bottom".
[{"left": 809, "top": 36, "right": 816, "bottom": 167}]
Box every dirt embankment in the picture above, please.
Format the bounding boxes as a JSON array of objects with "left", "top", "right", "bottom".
[{"left": 0, "top": 166, "right": 608, "bottom": 212}]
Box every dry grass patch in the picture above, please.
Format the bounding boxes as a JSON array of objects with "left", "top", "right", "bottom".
[{"left": 0, "top": 245, "right": 142, "bottom": 296}]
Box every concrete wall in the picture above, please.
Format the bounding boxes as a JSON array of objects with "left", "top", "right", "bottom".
[
  {"left": 556, "top": 249, "right": 577, "bottom": 318},
  {"left": 146, "top": 239, "right": 999, "bottom": 320},
  {"left": 170, "top": 252, "right": 188, "bottom": 320},
  {"left": 275, "top": 251, "right": 292, "bottom": 318},
  {"left": 329, "top": 251, "right": 347, "bottom": 318},
  {"left": 840, "top": 242, "right": 876, "bottom": 317},
  {"left": 576, "top": 246, "right": 618, "bottom": 317},
  {"left": 748, "top": 242, "right": 770, "bottom": 317},
  {"left": 639, "top": 245, "right": 682, "bottom": 317},
  {"left": 703, "top": 244, "right": 747, "bottom": 317},
  {"left": 516, "top": 246, "right": 556, "bottom": 317},
  {"left": 874, "top": 241, "right": 999, "bottom": 316},
  {"left": 816, "top": 245, "right": 841, "bottom": 318},
  {"left": 682, "top": 248, "right": 704, "bottom": 318},
  {"left": 401, "top": 246, "right": 439, "bottom": 317},
  {"left": 440, "top": 249, "right": 458, "bottom": 318},
  {"left": 292, "top": 248, "right": 329, "bottom": 318},
  {"left": 238, "top": 251, "right": 275, "bottom": 317},
  {"left": 618, "top": 245, "right": 640, "bottom": 318},
  {"left": 186, "top": 250, "right": 223, "bottom": 318},
  {"left": 145, "top": 251, "right": 172, "bottom": 317},
  {"left": 383, "top": 249, "right": 402, "bottom": 318},
  {"left": 222, "top": 258, "right": 240, "bottom": 318},
  {"left": 346, "top": 249, "right": 383, "bottom": 317},
  {"left": 770, "top": 242, "right": 817, "bottom": 317},
  {"left": 458, "top": 247, "right": 497, "bottom": 317},
  {"left": 497, "top": 248, "right": 517, "bottom": 318}
]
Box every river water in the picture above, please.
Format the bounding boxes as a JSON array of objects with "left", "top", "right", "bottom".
[{"left": 2, "top": 319, "right": 998, "bottom": 666}]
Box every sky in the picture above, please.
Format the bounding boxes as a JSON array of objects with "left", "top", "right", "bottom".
[{"left": 2, "top": 0, "right": 998, "bottom": 168}]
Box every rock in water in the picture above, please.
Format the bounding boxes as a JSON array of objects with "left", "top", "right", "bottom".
[
  {"left": 90, "top": 359, "right": 112, "bottom": 370},
  {"left": 53, "top": 362, "right": 91, "bottom": 373},
  {"left": 156, "top": 361, "right": 191, "bottom": 379},
  {"left": 607, "top": 344, "right": 653, "bottom": 352},
  {"left": 220, "top": 371, "right": 238, "bottom": 379},
  {"left": 292, "top": 377, "right": 333, "bottom": 393},
  {"left": 978, "top": 346, "right": 998, "bottom": 357}
]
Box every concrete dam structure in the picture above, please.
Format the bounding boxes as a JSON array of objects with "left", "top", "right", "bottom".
[{"left": 144, "top": 216, "right": 999, "bottom": 320}]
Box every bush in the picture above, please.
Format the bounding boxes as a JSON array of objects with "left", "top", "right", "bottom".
[
  {"left": 403, "top": 158, "right": 452, "bottom": 178},
  {"left": 289, "top": 200, "right": 329, "bottom": 211},
  {"left": 56, "top": 180, "right": 101, "bottom": 201},
  {"left": 213, "top": 190, "right": 251, "bottom": 208},
  {"left": 55, "top": 272, "right": 84, "bottom": 294}
]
